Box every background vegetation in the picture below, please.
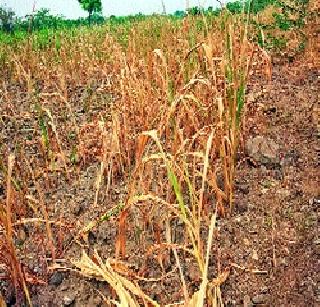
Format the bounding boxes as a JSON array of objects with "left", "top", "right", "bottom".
[{"left": 0, "top": 0, "right": 313, "bottom": 56}]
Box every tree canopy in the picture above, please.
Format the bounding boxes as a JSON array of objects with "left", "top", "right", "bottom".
[
  {"left": 78, "top": 0, "right": 102, "bottom": 23},
  {"left": 0, "top": 6, "right": 16, "bottom": 32}
]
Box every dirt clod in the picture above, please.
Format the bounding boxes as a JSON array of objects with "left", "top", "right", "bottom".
[
  {"left": 63, "top": 293, "right": 76, "bottom": 306},
  {"left": 49, "top": 272, "right": 65, "bottom": 286},
  {"left": 246, "top": 136, "right": 280, "bottom": 167}
]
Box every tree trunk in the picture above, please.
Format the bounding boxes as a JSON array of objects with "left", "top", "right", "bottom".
[{"left": 88, "top": 9, "right": 92, "bottom": 25}]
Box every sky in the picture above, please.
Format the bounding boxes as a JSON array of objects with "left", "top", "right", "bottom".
[{"left": 1, "top": 0, "right": 222, "bottom": 19}]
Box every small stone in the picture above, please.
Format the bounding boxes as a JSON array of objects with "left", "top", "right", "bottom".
[
  {"left": 246, "top": 136, "right": 280, "bottom": 168},
  {"left": 49, "top": 272, "right": 64, "bottom": 286},
  {"left": 252, "top": 294, "right": 268, "bottom": 305},
  {"left": 63, "top": 293, "right": 76, "bottom": 306}
]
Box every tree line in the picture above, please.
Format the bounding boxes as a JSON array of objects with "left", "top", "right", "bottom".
[{"left": 0, "top": 0, "right": 310, "bottom": 34}]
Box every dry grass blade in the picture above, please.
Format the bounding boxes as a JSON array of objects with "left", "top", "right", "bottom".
[
  {"left": 141, "top": 130, "right": 204, "bottom": 269},
  {"left": 0, "top": 294, "right": 6, "bottom": 307},
  {"left": 198, "top": 130, "right": 214, "bottom": 219},
  {"left": 141, "top": 130, "right": 187, "bottom": 218},
  {"left": 189, "top": 130, "right": 220, "bottom": 307},
  {"left": 2, "top": 155, "right": 32, "bottom": 306},
  {"left": 73, "top": 250, "right": 160, "bottom": 307}
]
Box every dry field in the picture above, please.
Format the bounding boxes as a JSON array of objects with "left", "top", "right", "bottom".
[{"left": 0, "top": 7, "right": 319, "bottom": 307}]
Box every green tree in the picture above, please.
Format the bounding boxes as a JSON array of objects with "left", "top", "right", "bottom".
[
  {"left": 187, "top": 6, "right": 202, "bottom": 16},
  {"left": 0, "top": 6, "right": 16, "bottom": 33},
  {"left": 173, "top": 10, "right": 185, "bottom": 18},
  {"left": 78, "top": 0, "right": 102, "bottom": 24}
]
